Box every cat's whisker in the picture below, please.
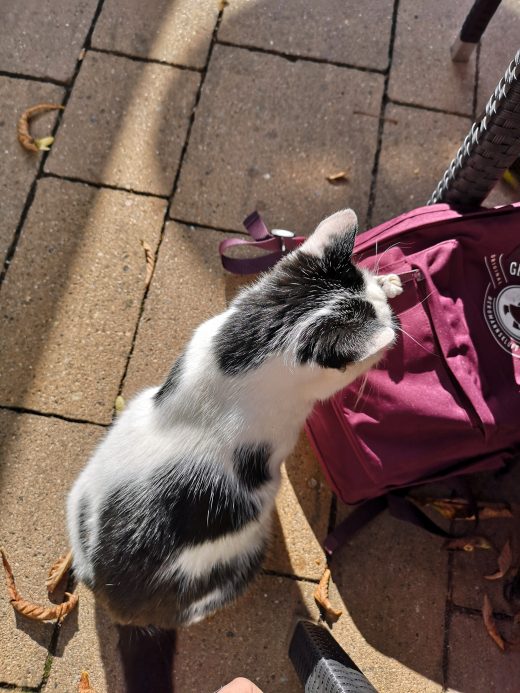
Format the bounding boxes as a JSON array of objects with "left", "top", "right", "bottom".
[
  {"left": 373, "top": 242, "right": 401, "bottom": 274},
  {"left": 394, "top": 325, "right": 437, "bottom": 355},
  {"left": 353, "top": 373, "right": 369, "bottom": 410}
]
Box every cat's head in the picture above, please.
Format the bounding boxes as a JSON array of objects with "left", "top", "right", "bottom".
[
  {"left": 216, "top": 209, "right": 400, "bottom": 376},
  {"left": 273, "top": 209, "right": 398, "bottom": 371}
]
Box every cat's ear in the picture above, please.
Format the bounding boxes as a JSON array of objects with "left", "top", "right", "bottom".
[{"left": 301, "top": 209, "right": 358, "bottom": 259}]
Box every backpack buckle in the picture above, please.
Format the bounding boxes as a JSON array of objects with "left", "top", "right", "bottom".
[{"left": 271, "top": 228, "right": 295, "bottom": 254}]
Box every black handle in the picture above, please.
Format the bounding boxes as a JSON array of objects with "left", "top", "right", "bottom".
[{"left": 289, "top": 620, "right": 378, "bottom": 692}]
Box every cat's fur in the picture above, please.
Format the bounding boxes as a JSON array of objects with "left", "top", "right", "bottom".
[{"left": 67, "top": 209, "right": 402, "bottom": 629}]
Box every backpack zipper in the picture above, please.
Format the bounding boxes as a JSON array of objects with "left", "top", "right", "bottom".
[{"left": 414, "top": 274, "right": 484, "bottom": 434}]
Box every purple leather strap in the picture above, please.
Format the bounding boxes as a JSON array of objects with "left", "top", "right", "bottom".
[{"left": 219, "top": 211, "right": 306, "bottom": 274}]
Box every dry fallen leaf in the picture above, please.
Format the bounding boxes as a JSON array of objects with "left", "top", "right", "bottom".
[
  {"left": 79, "top": 671, "right": 96, "bottom": 692},
  {"left": 17, "top": 103, "right": 64, "bottom": 152},
  {"left": 314, "top": 568, "right": 342, "bottom": 619},
  {"left": 419, "top": 497, "right": 513, "bottom": 521},
  {"left": 444, "top": 536, "right": 493, "bottom": 552},
  {"left": 325, "top": 171, "right": 349, "bottom": 185},
  {"left": 46, "top": 550, "right": 73, "bottom": 593},
  {"left": 1, "top": 547, "right": 78, "bottom": 622},
  {"left": 114, "top": 395, "right": 126, "bottom": 413},
  {"left": 482, "top": 594, "right": 506, "bottom": 651},
  {"left": 140, "top": 239, "right": 154, "bottom": 287},
  {"left": 485, "top": 540, "right": 512, "bottom": 581}
]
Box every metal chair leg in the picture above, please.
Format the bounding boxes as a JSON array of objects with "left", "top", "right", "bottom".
[
  {"left": 451, "top": 0, "right": 502, "bottom": 62},
  {"left": 429, "top": 49, "right": 520, "bottom": 207}
]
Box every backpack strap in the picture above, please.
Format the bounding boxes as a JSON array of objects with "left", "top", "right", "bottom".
[
  {"left": 219, "top": 211, "right": 306, "bottom": 274},
  {"left": 324, "top": 481, "right": 478, "bottom": 557}
]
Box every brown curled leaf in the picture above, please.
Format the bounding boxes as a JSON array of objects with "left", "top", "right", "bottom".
[
  {"left": 1, "top": 547, "right": 78, "bottom": 622},
  {"left": 79, "top": 671, "right": 96, "bottom": 692},
  {"left": 444, "top": 536, "right": 493, "bottom": 552},
  {"left": 140, "top": 239, "right": 155, "bottom": 287},
  {"left": 1, "top": 546, "right": 22, "bottom": 603},
  {"left": 485, "top": 540, "right": 512, "bottom": 581},
  {"left": 325, "top": 171, "right": 349, "bottom": 185},
  {"left": 418, "top": 497, "right": 513, "bottom": 521},
  {"left": 46, "top": 550, "right": 73, "bottom": 594},
  {"left": 482, "top": 594, "right": 506, "bottom": 651},
  {"left": 12, "top": 591, "right": 78, "bottom": 622},
  {"left": 314, "top": 568, "right": 342, "bottom": 619},
  {"left": 17, "top": 103, "right": 64, "bottom": 152}
]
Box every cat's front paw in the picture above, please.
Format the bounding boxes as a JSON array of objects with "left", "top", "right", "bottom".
[{"left": 377, "top": 273, "right": 403, "bottom": 299}]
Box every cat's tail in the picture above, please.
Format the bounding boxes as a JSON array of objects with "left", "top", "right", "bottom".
[{"left": 116, "top": 625, "right": 177, "bottom": 693}]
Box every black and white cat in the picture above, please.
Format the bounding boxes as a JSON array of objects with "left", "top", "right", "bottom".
[{"left": 67, "top": 209, "right": 402, "bottom": 629}]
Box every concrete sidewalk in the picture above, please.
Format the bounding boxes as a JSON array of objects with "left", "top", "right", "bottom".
[{"left": 1, "top": 1, "right": 519, "bottom": 691}]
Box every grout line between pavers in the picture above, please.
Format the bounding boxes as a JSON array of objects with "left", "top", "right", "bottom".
[
  {"left": 261, "top": 568, "right": 320, "bottom": 585},
  {"left": 366, "top": 0, "right": 401, "bottom": 227},
  {"left": 38, "top": 618, "right": 63, "bottom": 692},
  {"left": 42, "top": 171, "right": 169, "bottom": 200},
  {"left": 116, "top": 8, "right": 225, "bottom": 399},
  {"left": 472, "top": 42, "right": 481, "bottom": 121},
  {"left": 326, "top": 494, "right": 337, "bottom": 538},
  {"left": 0, "top": 70, "right": 67, "bottom": 87},
  {"left": 169, "top": 215, "right": 247, "bottom": 235},
  {"left": 25, "top": 2, "right": 110, "bottom": 686},
  {"left": 0, "top": 404, "right": 109, "bottom": 428},
  {"left": 0, "top": 0, "right": 107, "bottom": 291},
  {"left": 387, "top": 98, "right": 473, "bottom": 121},
  {"left": 89, "top": 46, "right": 203, "bottom": 72},
  {"left": 215, "top": 39, "right": 387, "bottom": 74},
  {"left": 441, "top": 548, "right": 454, "bottom": 690},
  {"left": 0, "top": 684, "right": 38, "bottom": 692},
  {"left": 451, "top": 602, "right": 514, "bottom": 621}
]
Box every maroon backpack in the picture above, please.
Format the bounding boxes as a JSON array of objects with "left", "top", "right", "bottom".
[
  {"left": 220, "top": 203, "right": 520, "bottom": 551},
  {"left": 305, "top": 202, "right": 520, "bottom": 551}
]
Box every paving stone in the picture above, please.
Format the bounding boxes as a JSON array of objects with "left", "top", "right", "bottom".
[
  {"left": 451, "top": 464, "right": 520, "bottom": 614},
  {"left": 484, "top": 182, "right": 520, "bottom": 209},
  {"left": 0, "top": 0, "right": 97, "bottom": 83},
  {"left": 92, "top": 0, "right": 218, "bottom": 68},
  {"left": 388, "top": 0, "right": 476, "bottom": 115},
  {"left": 446, "top": 611, "right": 520, "bottom": 692},
  {"left": 122, "top": 222, "right": 246, "bottom": 397},
  {"left": 45, "top": 585, "right": 123, "bottom": 693},
  {"left": 123, "top": 222, "right": 329, "bottom": 579},
  {"left": 0, "top": 77, "right": 64, "bottom": 268},
  {"left": 477, "top": 0, "right": 520, "bottom": 113},
  {"left": 372, "top": 104, "right": 470, "bottom": 226},
  {"left": 329, "top": 506, "right": 448, "bottom": 691},
  {"left": 0, "top": 410, "right": 103, "bottom": 687},
  {"left": 0, "top": 178, "right": 165, "bottom": 423},
  {"left": 265, "top": 434, "right": 330, "bottom": 580},
  {"left": 174, "top": 574, "right": 317, "bottom": 692},
  {"left": 171, "top": 45, "right": 384, "bottom": 233},
  {"left": 219, "top": 0, "right": 394, "bottom": 71},
  {"left": 46, "top": 52, "right": 200, "bottom": 195}
]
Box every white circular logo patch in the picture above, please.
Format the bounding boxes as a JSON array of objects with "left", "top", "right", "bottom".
[{"left": 484, "top": 250, "right": 520, "bottom": 359}]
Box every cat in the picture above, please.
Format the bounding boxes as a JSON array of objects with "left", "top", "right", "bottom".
[{"left": 67, "top": 208, "right": 402, "bottom": 630}]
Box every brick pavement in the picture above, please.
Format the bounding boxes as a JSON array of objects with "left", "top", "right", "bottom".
[{"left": 1, "top": 1, "right": 519, "bottom": 691}]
